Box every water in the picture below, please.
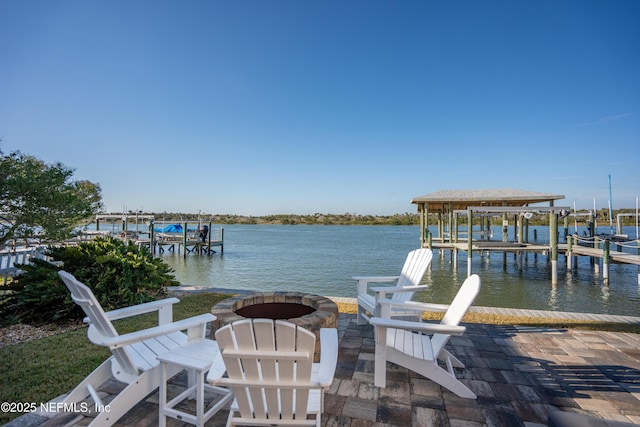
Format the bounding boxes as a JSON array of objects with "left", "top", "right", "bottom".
[{"left": 154, "top": 224, "right": 640, "bottom": 317}]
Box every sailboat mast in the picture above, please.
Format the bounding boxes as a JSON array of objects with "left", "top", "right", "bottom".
[
  {"left": 608, "top": 174, "right": 614, "bottom": 234},
  {"left": 636, "top": 197, "right": 640, "bottom": 240}
]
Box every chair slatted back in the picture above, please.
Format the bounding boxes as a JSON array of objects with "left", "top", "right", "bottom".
[
  {"left": 215, "top": 319, "right": 316, "bottom": 422},
  {"left": 58, "top": 271, "right": 138, "bottom": 378},
  {"left": 431, "top": 274, "right": 481, "bottom": 357},
  {"left": 392, "top": 248, "right": 433, "bottom": 302}
]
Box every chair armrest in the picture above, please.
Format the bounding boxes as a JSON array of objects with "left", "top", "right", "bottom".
[
  {"left": 354, "top": 276, "right": 400, "bottom": 296},
  {"left": 206, "top": 351, "right": 226, "bottom": 384},
  {"left": 100, "top": 297, "right": 180, "bottom": 322},
  {"left": 94, "top": 313, "right": 215, "bottom": 348},
  {"left": 369, "top": 317, "right": 466, "bottom": 335},
  {"left": 316, "top": 328, "right": 338, "bottom": 387},
  {"left": 353, "top": 276, "right": 400, "bottom": 284},
  {"left": 370, "top": 284, "right": 427, "bottom": 295},
  {"left": 378, "top": 298, "right": 450, "bottom": 313}
]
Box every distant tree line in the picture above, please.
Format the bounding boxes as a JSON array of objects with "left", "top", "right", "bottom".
[
  {"left": 110, "top": 209, "right": 640, "bottom": 227},
  {"left": 119, "top": 212, "right": 421, "bottom": 226}
]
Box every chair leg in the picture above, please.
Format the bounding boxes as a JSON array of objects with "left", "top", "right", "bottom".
[
  {"left": 159, "top": 361, "right": 168, "bottom": 427},
  {"left": 440, "top": 349, "right": 465, "bottom": 368},
  {"left": 374, "top": 329, "right": 388, "bottom": 387},
  {"left": 227, "top": 408, "right": 237, "bottom": 427},
  {"left": 87, "top": 369, "right": 158, "bottom": 427},
  {"left": 60, "top": 360, "right": 112, "bottom": 407},
  {"left": 418, "top": 363, "right": 477, "bottom": 399},
  {"left": 357, "top": 306, "right": 368, "bottom": 325}
]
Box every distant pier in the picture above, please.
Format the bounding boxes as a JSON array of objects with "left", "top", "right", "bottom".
[
  {"left": 149, "top": 221, "right": 224, "bottom": 257},
  {"left": 95, "top": 215, "right": 224, "bottom": 259}
]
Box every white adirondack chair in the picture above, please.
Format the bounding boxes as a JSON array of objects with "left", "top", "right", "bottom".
[
  {"left": 207, "top": 319, "right": 338, "bottom": 427},
  {"left": 369, "top": 274, "right": 481, "bottom": 399},
  {"left": 57, "top": 271, "right": 218, "bottom": 427},
  {"left": 355, "top": 248, "right": 433, "bottom": 325}
]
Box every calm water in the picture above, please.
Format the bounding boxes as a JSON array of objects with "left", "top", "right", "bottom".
[{"left": 155, "top": 224, "right": 640, "bottom": 317}]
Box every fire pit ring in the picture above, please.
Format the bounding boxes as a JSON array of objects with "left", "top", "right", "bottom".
[{"left": 211, "top": 291, "right": 338, "bottom": 361}]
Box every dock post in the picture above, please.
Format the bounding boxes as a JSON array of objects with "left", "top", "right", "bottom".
[
  {"left": 603, "top": 240, "right": 610, "bottom": 285},
  {"left": 517, "top": 214, "right": 523, "bottom": 244},
  {"left": 419, "top": 204, "right": 426, "bottom": 246},
  {"left": 550, "top": 212, "right": 558, "bottom": 285},
  {"left": 448, "top": 204, "right": 454, "bottom": 243},
  {"left": 453, "top": 212, "right": 458, "bottom": 243},
  {"left": 594, "top": 237, "right": 600, "bottom": 273},
  {"left": 467, "top": 208, "right": 473, "bottom": 277},
  {"left": 150, "top": 220, "right": 156, "bottom": 254},
  {"left": 438, "top": 213, "right": 445, "bottom": 259},
  {"left": 566, "top": 233, "right": 572, "bottom": 270},
  {"left": 183, "top": 222, "right": 188, "bottom": 259},
  {"left": 502, "top": 213, "right": 508, "bottom": 243}
]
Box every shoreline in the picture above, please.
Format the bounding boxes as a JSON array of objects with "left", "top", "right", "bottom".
[
  {"left": 171, "top": 285, "right": 640, "bottom": 328},
  {"left": 3, "top": 285, "right": 639, "bottom": 349}
]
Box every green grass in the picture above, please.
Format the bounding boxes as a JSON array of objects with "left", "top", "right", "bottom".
[{"left": 0, "top": 292, "right": 231, "bottom": 424}]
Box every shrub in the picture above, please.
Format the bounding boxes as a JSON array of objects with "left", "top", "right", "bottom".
[{"left": 0, "top": 237, "right": 179, "bottom": 325}]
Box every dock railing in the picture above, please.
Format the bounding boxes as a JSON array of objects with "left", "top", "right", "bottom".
[{"left": 0, "top": 247, "right": 48, "bottom": 288}]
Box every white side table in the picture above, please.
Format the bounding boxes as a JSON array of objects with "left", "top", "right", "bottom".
[{"left": 157, "top": 339, "right": 232, "bottom": 427}]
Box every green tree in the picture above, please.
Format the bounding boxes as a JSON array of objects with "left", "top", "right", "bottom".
[{"left": 0, "top": 150, "right": 103, "bottom": 246}]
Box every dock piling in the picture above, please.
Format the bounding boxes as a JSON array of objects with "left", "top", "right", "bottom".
[
  {"left": 603, "top": 240, "right": 610, "bottom": 285},
  {"left": 550, "top": 212, "right": 558, "bottom": 285},
  {"left": 467, "top": 208, "right": 473, "bottom": 277}
]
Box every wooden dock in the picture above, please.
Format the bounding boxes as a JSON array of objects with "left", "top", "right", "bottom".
[
  {"left": 566, "top": 244, "right": 640, "bottom": 266},
  {"left": 94, "top": 215, "right": 224, "bottom": 259},
  {"left": 150, "top": 222, "right": 224, "bottom": 258},
  {"left": 150, "top": 234, "right": 224, "bottom": 255},
  {"left": 426, "top": 237, "right": 640, "bottom": 285}
]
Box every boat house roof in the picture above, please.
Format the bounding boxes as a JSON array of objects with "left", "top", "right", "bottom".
[{"left": 411, "top": 189, "right": 565, "bottom": 214}]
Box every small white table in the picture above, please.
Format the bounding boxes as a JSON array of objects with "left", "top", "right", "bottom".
[{"left": 157, "top": 339, "right": 232, "bottom": 427}]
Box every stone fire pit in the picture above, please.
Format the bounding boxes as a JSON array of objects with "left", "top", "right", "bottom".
[{"left": 210, "top": 291, "right": 338, "bottom": 361}]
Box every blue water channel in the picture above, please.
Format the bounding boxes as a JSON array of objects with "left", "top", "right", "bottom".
[{"left": 154, "top": 224, "right": 640, "bottom": 317}]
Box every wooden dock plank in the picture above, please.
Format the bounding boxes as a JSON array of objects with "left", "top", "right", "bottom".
[
  {"left": 567, "top": 245, "right": 640, "bottom": 266},
  {"left": 427, "top": 241, "right": 640, "bottom": 266}
]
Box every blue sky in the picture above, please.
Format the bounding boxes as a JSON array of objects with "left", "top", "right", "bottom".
[{"left": 1, "top": 1, "right": 639, "bottom": 216}]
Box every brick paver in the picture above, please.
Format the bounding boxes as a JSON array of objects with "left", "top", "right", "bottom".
[{"left": 5, "top": 313, "right": 640, "bottom": 427}]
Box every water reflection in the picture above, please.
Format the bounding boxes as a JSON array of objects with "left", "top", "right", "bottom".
[{"left": 548, "top": 283, "right": 559, "bottom": 311}]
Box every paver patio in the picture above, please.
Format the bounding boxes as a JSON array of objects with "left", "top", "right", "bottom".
[{"left": 6, "top": 312, "right": 640, "bottom": 427}]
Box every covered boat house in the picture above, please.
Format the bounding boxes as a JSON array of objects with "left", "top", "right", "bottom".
[{"left": 411, "top": 189, "right": 570, "bottom": 282}]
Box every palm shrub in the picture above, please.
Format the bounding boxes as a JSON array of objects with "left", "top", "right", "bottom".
[{"left": 0, "top": 237, "right": 179, "bottom": 325}]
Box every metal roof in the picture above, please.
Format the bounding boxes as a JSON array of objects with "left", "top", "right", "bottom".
[{"left": 411, "top": 189, "right": 565, "bottom": 213}]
